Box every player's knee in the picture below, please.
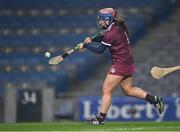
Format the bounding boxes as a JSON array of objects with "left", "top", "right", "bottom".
[
  {"left": 123, "top": 87, "right": 132, "bottom": 96},
  {"left": 102, "top": 85, "right": 112, "bottom": 95}
]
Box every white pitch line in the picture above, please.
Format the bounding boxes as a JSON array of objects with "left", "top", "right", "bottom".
[{"left": 103, "top": 126, "right": 180, "bottom": 131}]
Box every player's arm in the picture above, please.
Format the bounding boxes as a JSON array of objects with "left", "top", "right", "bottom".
[
  {"left": 83, "top": 43, "right": 107, "bottom": 54},
  {"left": 78, "top": 36, "right": 107, "bottom": 54},
  {"left": 91, "top": 35, "right": 104, "bottom": 42}
]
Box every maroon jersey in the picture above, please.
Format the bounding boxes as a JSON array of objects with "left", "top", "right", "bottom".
[
  {"left": 102, "top": 23, "right": 135, "bottom": 75},
  {"left": 102, "top": 22, "right": 134, "bottom": 65}
]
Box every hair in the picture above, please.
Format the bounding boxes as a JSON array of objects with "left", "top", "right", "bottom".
[{"left": 114, "top": 10, "right": 130, "bottom": 36}]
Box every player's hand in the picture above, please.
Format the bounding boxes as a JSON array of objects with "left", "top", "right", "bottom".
[
  {"left": 84, "top": 37, "right": 92, "bottom": 44},
  {"left": 77, "top": 43, "right": 84, "bottom": 49}
]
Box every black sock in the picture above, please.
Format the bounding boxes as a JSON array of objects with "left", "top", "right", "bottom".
[
  {"left": 145, "top": 94, "right": 156, "bottom": 104},
  {"left": 98, "top": 112, "right": 106, "bottom": 122}
]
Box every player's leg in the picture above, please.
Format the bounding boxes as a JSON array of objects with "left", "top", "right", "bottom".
[
  {"left": 120, "top": 76, "right": 164, "bottom": 114},
  {"left": 87, "top": 74, "right": 124, "bottom": 125},
  {"left": 120, "top": 75, "right": 147, "bottom": 99},
  {"left": 101, "top": 74, "right": 124, "bottom": 113}
]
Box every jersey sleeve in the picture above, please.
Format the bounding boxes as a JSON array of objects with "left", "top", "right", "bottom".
[
  {"left": 84, "top": 43, "right": 107, "bottom": 54},
  {"left": 92, "top": 35, "right": 103, "bottom": 43},
  {"left": 101, "top": 32, "right": 114, "bottom": 46}
]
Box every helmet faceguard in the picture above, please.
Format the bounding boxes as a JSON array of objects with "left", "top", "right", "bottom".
[{"left": 97, "top": 8, "right": 116, "bottom": 29}]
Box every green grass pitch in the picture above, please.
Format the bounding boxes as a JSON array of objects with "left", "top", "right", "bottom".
[{"left": 0, "top": 121, "right": 180, "bottom": 131}]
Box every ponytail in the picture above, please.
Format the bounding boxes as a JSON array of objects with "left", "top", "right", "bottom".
[{"left": 114, "top": 10, "right": 130, "bottom": 36}]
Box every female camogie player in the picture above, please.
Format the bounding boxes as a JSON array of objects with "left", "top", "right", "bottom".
[{"left": 78, "top": 8, "right": 164, "bottom": 125}]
